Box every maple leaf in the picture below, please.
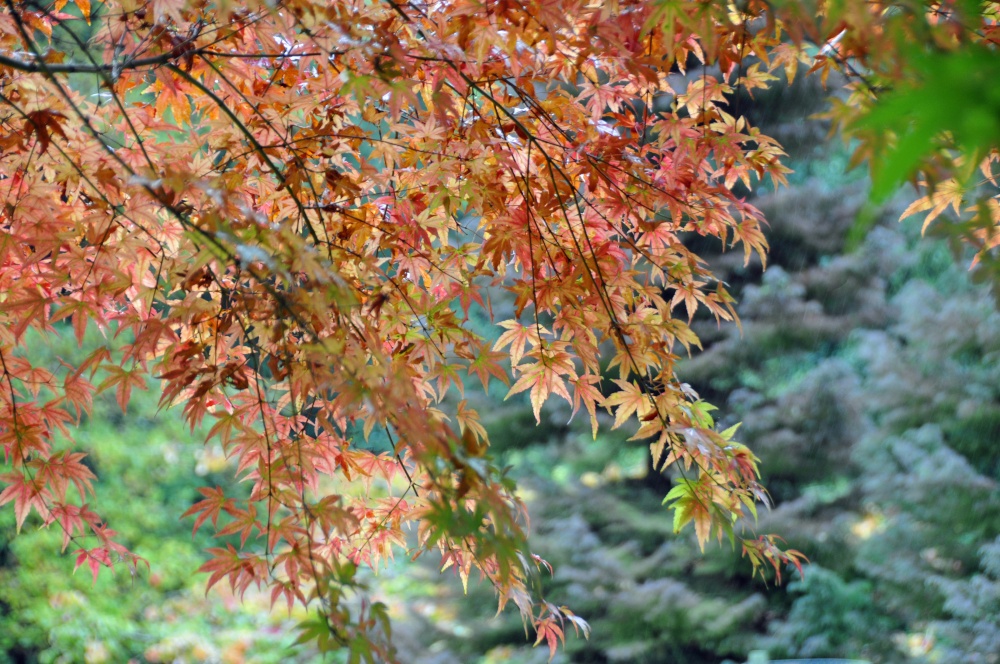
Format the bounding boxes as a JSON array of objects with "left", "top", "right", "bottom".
[
  {"left": 570, "top": 374, "right": 604, "bottom": 439},
  {"left": 181, "top": 485, "right": 235, "bottom": 536},
  {"left": 147, "top": 69, "right": 193, "bottom": 125},
  {"left": 534, "top": 617, "right": 565, "bottom": 661},
  {"left": 74, "top": 547, "right": 112, "bottom": 584},
  {"left": 602, "top": 379, "right": 651, "bottom": 430},
  {"left": 493, "top": 320, "right": 543, "bottom": 368},
  {"left": 61, "top": 364, "right": 94, "bottom": 419},
  {"left": 215, "top": 504, "right": 259, "bottom": 547},
  {"left": 506, "top": 354, "right": 574, "bottom": 424},
  {"left": 48, "top": 502, "right": 100, "bottom": 551},
  {"left": 468, "top": 346, "right": 510, "bottom": 391},
  {"left": 198, "top": 546, "right": 266, "bottom": 598},
  {"left": 96, "top": 365, "right": 149, "bottom": 414},
  {"left": 76, "top": 0, "right": 90, "bottom": 23},
  {"left": 0, "top": 473, "right": 52, "bottom": 532},
  {"left": 455, "top": 399, "right": 488, "bottom": 443},
  {"left": 23, "top": 110, "right": 67, "bottom": 155},
  {"left": 0, "top": 290, "right": 51, "bottom": 341},
  {"left": 33, "top": 451, "right": 96, "bottom": 502},
  {"left": 206, "top": 408, "right": 248, "bottom": 449}
]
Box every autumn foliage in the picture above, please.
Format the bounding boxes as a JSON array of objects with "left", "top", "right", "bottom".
[{"left": 0, "top": 0, "right": 996, "bottom": 658}]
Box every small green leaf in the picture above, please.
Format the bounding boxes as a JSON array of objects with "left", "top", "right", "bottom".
[
  {"left": 663, "top": 482, "right": 691, "bottom": 505},
  {"left": 719, "top": 422, "right": 742, "bottom": 441},
  {"left": 740, "top": 493, "right": 759, "bottom": 522}
]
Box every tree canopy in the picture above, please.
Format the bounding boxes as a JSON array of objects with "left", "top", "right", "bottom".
[{"left": 0, "top": 0, "right": 996, "bottom": 659}]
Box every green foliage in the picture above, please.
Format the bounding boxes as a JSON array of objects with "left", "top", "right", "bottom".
[
  {"left": 944, "top": 407, "right": 1000, "bottom": 480},
  {"left": 857, "top": 45, "right": 1000, "bottom": 200},
  {"left": 928, "top": 537, "right": 1000, "bottom": 662},
  {"left": 760, "top": 566, "right": 896, "bottom": 660}
]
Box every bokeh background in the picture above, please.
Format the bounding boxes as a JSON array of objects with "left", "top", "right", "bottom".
[{"left": 3, "top": 73, "right": 1000, "bottom": 664}]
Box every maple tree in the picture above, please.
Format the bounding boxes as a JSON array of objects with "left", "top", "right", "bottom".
[{"left": 2, "top": 0, "right": 996, "bottom": 658}]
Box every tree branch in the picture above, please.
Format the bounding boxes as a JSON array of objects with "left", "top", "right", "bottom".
[{"left": 0, "top": 47, "right": 331, "bottom": 75}]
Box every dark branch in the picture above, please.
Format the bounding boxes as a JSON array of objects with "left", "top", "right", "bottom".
[{"left": 0, "top": 47, "right": 333, "bottom": 75}]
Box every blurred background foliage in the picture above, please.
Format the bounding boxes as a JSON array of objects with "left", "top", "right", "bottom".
[{"left": 5, "top": 71, "right": 1000, "bottom": 663}]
